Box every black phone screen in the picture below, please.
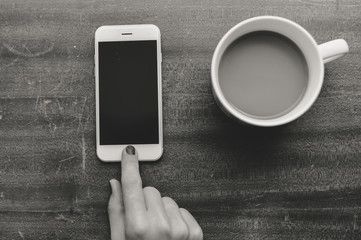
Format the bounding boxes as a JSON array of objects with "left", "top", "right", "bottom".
[{"left": 98, "top": 40, "right": 159, "bottom": 145}]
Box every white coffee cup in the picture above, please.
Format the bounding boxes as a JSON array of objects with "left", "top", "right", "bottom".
[{"left": 211, "top": 16, "right": 349, "bottom": 127}]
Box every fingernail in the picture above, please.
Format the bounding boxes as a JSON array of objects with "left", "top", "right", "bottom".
[{"left": 126, "top": 145, "right": 135, "bottom": 155}]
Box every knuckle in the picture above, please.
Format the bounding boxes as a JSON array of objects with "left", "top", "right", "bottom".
[
  {"left": 172, "top": 223, "right": 189, "bottom": 240},
  {"left": 156, "top": 221, "right": 171, "bottom": 237},
  {"left": 143, "top": 186, "right": 160, "bottom": 196},
  {"left": 126, "top": 221, "right": 149, "bottom": 238},
  {"left": 179, "top": 208, "right": 188, "bottom": 215},
  {"left": 162, "top": 197, "right": 178, "bottom": 208},
  {"left": 172, "top": 231, "right": 189, "bottom": 240},
  {"left": 107, "top": 197, "right": 122, "bottom": 214},
  {"left": 191, "top": 226, "right": 204, "bottom": 240},
  {"left": 122, "top": 175, "right": 142, "bottom": 188},
  {"left": 162, "top": 196, "right": 173, "bottom": 203}
]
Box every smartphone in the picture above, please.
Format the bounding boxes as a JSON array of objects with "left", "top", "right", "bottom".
[{"left": 95, "top": 24, "right": 163, "bottom": 161}]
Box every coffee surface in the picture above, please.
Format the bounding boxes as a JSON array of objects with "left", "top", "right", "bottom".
[{"left": 219, "top": 31, "right": 309, "bottom": 118}]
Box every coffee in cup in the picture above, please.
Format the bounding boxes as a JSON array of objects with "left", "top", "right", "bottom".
[
  {"left": 211, "top": 16, "right": 349, "bottom": 127},
  {"left": 219, "top": 31, "right": 308, "bottom": 119}
]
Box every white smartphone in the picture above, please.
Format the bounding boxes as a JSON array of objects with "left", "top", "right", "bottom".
[{"left": 95, "top": 24, "right": 163, "bottom": 161}]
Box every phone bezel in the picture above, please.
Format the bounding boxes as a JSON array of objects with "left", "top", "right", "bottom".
[{"left": 95, "top": 24, "right": 163, "bottom": 161}]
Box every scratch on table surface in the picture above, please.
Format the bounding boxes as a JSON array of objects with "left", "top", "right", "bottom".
[
  {"left": 22, "top": 43, "right": 32, "bottom": 54},
  {"left": 56, "top": 155, "right": 76, "bottom": 176},
  {"left": 59, "top": 156, "right": 76, "bottom": 163},
  {"left": 297, "top": 0, "right": 335, "bottom": 5},
  {"left": 297, "top": 0, "right": 361, "bottom": 6},
  {"left": 61, "top": 141, "right": 78, "bottom": 148},
  {"left": 77, "top": 97, "right": 87, "bottom": 133},
  {"left": 35, "top": 95, "right": 40, "bottom": 110},
  {"left": 49, "top": 122, "right": 57, "bottom": 135},
  {"left": 0, "top": 192, "right": 4, "bottom": 198},
  {"left": 55, "top": 164, "right": 61, "bottom": 175},
  {"left": 81, "top": 135, "right": 86, "bottom": 171},
  {"left": 354, "top": 214, "right": 358, "bottom": 230},
  {"left": 48, "top": 81, "right": 64, "bottom": 94},
  {"left": 55, "top": 214, "right": 66, "bottom": 221},
  {"left": 43, "top": 99, "right": 52, "bottom": 105},
  {"left": 23, "top": 119, "right": 38, "bottom": 127},
  {"left": 79, "top": 13, "right": 84, "bottom": 26},
  {"left": 56, "top": 98, "right": 63, "bottom": 111},
  {"left": 0, "top": 44, "right": 19, "bottom": 70},
  {"left": 0, "top": 58, "right": 18, "bottom": 70},
  {"left": 36, "top": 98, "right": 55, "bottom": 120},
  {"left": 18, "top": 231, "right": 24, "bottom": 239},
  {"left": 84, "top": 114, "right": 90, "bottom": 131},
  {"left": 55, "top": 214, "right": 74, "bottom": 223},
  {"left": 2, "top": 42, "right": 54, "bottom": 58}
]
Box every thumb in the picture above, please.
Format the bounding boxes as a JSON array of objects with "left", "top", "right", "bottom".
[{"left": 108, "top": 179, "right": 125, "bottom": 240}]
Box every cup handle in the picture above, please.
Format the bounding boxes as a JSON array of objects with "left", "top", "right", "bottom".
[{"left": 318, "top": 39, "right": 349, "bottom": 64}]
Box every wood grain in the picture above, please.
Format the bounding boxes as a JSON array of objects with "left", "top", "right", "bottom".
[{"left": 1, "top": 0, "right": 361, "bottom": 239}]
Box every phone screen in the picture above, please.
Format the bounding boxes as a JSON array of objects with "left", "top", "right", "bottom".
[{"left": 98, "top": 40, "right": 159, "bottom": 145}]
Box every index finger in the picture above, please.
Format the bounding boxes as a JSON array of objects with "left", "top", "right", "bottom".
[{"left": 121, "top": 146, "right": 146, "bottom": 220}]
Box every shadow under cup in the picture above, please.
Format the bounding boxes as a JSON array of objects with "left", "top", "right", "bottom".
[{"left": 211, "top": 17, "right": 325, "bottom": 127}]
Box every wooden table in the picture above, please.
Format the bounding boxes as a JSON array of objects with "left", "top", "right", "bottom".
[{"left": 1, "top": 0, "right": 360, "bottom": 239}]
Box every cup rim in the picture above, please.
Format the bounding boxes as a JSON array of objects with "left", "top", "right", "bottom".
[{"left": 211, "top": 16, "right": 324, "bottom": 127}]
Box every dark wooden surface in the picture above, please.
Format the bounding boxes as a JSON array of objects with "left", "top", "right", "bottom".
[{"left": 1, "top": 0, "right": 361, "bottom": 239}]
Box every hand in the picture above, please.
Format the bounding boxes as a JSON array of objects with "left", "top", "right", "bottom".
[{"left": 108, "top": 145, "right": 203, "bottom": 240}]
